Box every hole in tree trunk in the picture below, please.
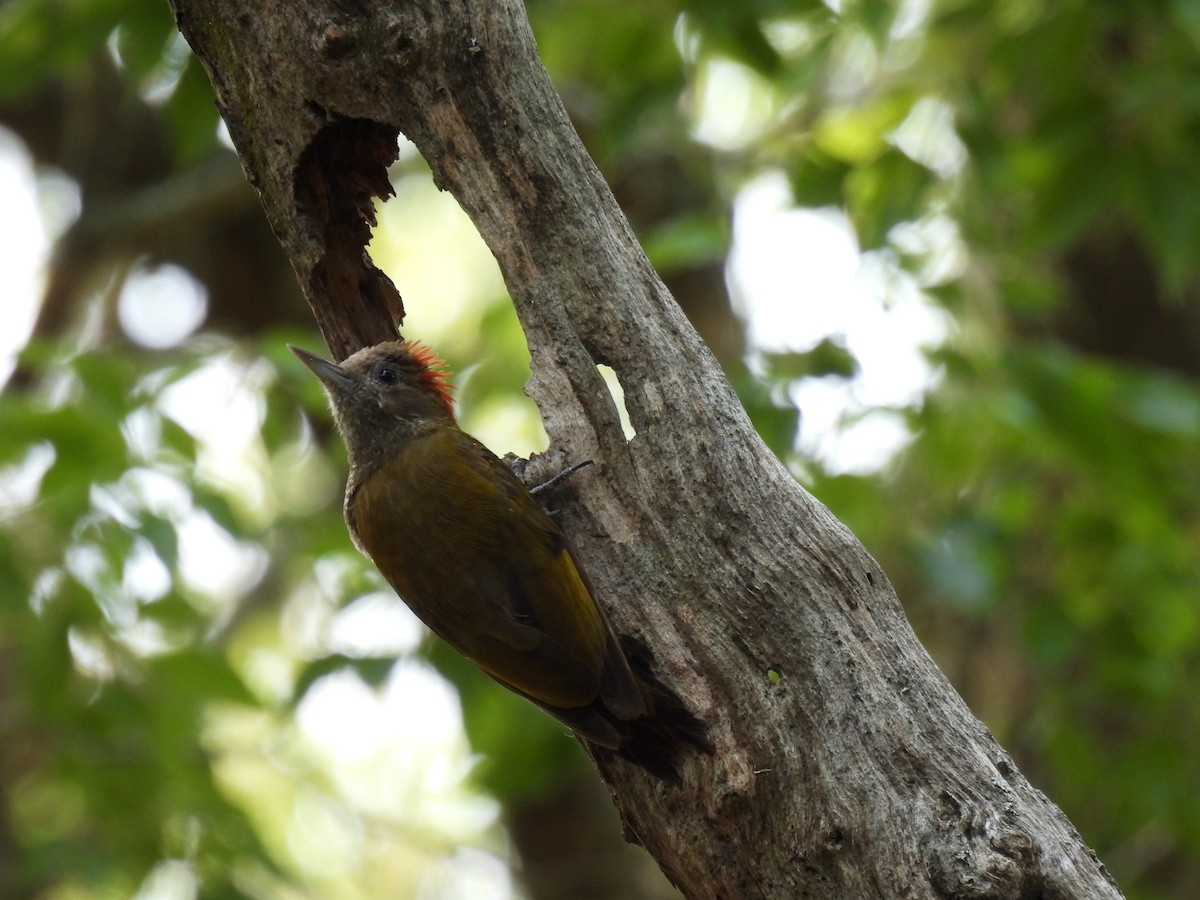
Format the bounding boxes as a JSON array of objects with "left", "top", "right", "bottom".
[{"left": 596, "top": 364, "right": 635, "bottom": 439}]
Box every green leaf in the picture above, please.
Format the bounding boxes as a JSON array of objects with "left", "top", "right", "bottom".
[
  {"left": 140, "top": 514, "right": 179, "bottom": 567},
  {"left": 642, "top": 212, "right": 730, "bottom": 272},
  {"left": 788, "top": 149, "right": 852, "bottom": 209},
  {"left": 145, "top": 647, "right": 256, "bottom": 707},
  {"left": 763, "top": 340, "right": 859, "bottom": 380},
  {"left": 111, "top": 4, "right": 177, "bottom": 83},
  {"left": 161, "top": 56, "right": 221, "bottom": 163},
  {"left": 813, "top": 96, "right": 914, "bottom": 166},
  {"left": 844, "top": 148, "right": 933, "bottom": 247},
  {"left": 291, "top": 655, "right": 395, "bottom": 704}
]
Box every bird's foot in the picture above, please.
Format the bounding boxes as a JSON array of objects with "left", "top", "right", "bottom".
[{"left": 530, "top": 458, "right": 594, "bottom": 497}]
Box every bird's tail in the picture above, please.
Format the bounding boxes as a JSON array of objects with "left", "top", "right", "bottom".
[{"left": 608, "top": 641, "right": 711, "bottom": 783}]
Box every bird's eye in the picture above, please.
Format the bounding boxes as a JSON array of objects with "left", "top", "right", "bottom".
[{"left": 376, "top": 366, "right": 399, "bottom": 385}]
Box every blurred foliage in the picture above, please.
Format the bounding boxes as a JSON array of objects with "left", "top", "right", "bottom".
[
  {"left": 1, "top": 0, "right": 1199, "bottom": 898},
  {"left": 1, "top": 344, "right": 290, "bottom": 896}
]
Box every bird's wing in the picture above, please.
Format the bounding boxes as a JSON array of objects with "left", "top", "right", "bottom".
[{"left": 348, "top": 428, "right": 616, "bottom": 712}]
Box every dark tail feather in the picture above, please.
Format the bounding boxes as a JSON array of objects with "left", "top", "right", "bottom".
[
  {"left": 618, "top": 692, "right": 710, "bottom": 783},
  {"left": 608, "top": 643, "right": 711, "bottom": 783}
]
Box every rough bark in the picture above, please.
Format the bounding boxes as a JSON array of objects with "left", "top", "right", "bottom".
[{"left": 168, "top": 1, "right": 1125, "bottom": 897}]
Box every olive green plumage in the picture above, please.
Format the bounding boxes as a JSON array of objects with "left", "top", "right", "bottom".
[{"left": 290, "top": 340, "right": 706, "bottom": 779}]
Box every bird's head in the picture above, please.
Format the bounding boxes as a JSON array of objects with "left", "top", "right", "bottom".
[{"left": 290, "top": 340, "right": 456, "bottom": 471}]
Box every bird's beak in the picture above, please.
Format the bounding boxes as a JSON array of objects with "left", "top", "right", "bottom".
[{"left": 288, "top": 344, "right": 355, "bottom": 392}]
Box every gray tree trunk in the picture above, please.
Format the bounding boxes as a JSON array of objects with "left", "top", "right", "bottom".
[{"left": 168, "top": 1, "right": 1124, "bottom": 897}]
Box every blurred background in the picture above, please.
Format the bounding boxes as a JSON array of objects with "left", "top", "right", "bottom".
[{"left": 1, "top": 0, "right": 1198, "bottom": 897}]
